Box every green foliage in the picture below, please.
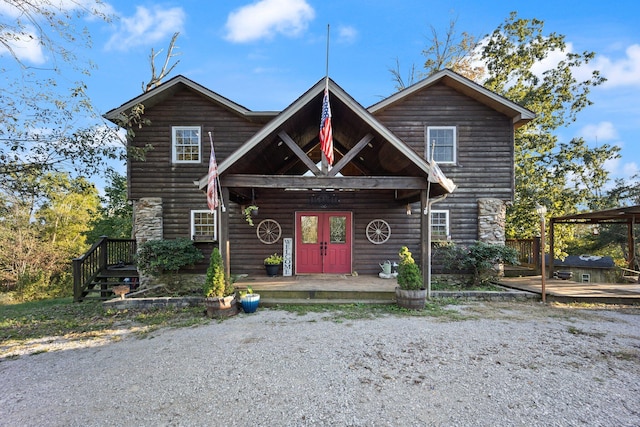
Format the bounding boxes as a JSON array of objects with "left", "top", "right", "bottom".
[
  {"left": 136, "top": 239, "right": 203, "bottom": 277},
  {"left": 397, "top": 246, "right": 423, "bottom": 290},
  {"left": 438, "top": 241, "right": 519, "bottom": 286},
  {"left": 203, "top": 247, "right": 232, "bottom": 298},
  {"left": 244, "top": 205, "right": 259, "bottom": 226},
  {"left": 85, "top": 171, "right": 133, "bottom": 242},
  {"left": 0, "top": 171, "right": 98, "bottom": 301},
  {"left": 264, "top": 253, "right": 284, "bottom": 265}
]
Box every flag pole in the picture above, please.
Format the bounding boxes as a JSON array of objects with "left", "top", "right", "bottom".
[
  {"left": 208, "top": 131, "right": 226, "bottom": 213},
  {"left": 325, "top": 24, "right": 330, "bottom": 80},
  {"left": 321, "top": 24, "right": 331, "bottom": 173}
]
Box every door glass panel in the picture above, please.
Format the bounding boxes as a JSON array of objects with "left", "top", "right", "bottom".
[
  {"left": 329, "top": 216, "right": 346, "bottom": 244},
  {"left": 301, "top": 215, "right": 318, "bottom": 244}
]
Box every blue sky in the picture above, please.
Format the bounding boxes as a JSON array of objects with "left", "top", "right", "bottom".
[{"left": 2, "top": 0, "right": 639, "bottom": 186}]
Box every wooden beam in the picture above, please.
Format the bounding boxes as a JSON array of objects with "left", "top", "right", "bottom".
[
  {"left": 329, "top": 133, "right": 374, "bottom": 177},
  {"left": 220, "top": 187, "right": 231, "bottom": 278},
  {"left": 221, "top": 174, "right": 429, "bottom": 190},
  {"left": 278, "top": 131, "right": 321, "bottom": 176}
]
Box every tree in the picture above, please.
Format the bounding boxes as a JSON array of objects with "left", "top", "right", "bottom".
[
  {"left": 85, "top": 171, "right": 133, "bottom": 242},
  {"left": 0, "top": 171, "right": 100, "bottom": 300},
  {"left": 390, "top": 17, "right": 483, "bottom": 91},
  {"left": 0, "top": 1, "right": 124, "bottom": 180}
]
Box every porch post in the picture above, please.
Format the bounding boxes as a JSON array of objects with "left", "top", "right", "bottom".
[
  {"left": 628, "top": 219, "right": 636, "bottom": 270},
  {"left": 548, "top": 218, "right": 555, "bottom": 277},
  {"left": 421, "top": 190, "right": 430, "bottom": 297},
  {"left": 220, "top": 187, "right": 231, "bottom": 278}
]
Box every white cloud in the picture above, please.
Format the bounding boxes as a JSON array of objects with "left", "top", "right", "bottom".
[
  {"left": 224, "top": 0, "right": 315, "bottom": 43},
  {"left": 0, "top": 28, "right": 46, "bottom": 64},
  {"left": 578, "top": 121, "right": 618, "bottom": 141},
  {"left": 593, "top": 44, "right": 640, "bottom": 88},
  {"left": 105, "top": 6, "right": 185, "bottom": 51},
  {"left": 337, "top": 25, "right": 358, "bottom": 44}
]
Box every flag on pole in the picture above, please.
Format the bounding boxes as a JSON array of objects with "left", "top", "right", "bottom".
[
  {"left": 319, "top": 81, "right": 334, "bottom": 165},
  {"left": 207, "top": 135, "right": 219, "bottom": 213}
]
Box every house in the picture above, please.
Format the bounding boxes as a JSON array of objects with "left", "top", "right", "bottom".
[
  {"left": 105, "top": 69, "right": 535, "bottom": 284},
  {"left": 551, "top": 255, "right": 617, "bottom": 283}
]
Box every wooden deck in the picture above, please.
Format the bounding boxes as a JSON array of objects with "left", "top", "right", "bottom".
[
  {"left": 499, "top": 276, "right": 640, "bottom": 304},
  {"left": 233, "top": 274, "right": 640, "bottom": 305}
]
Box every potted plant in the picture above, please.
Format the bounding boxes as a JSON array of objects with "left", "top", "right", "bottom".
[
  {"left": 239, "top": 286, "right": 260, "bottom": 313},
  {"left": 203, "top": 247, "right": 237, "bottom": 318},
  {"left": 395, "top": 246, "right": 426, "bottom": 310},
  {"left": 264, "top": 253, "right": 283, "bottom": 277}
]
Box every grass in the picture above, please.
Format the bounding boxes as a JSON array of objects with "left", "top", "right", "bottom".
[
  {"left": 274, "top": 298, "right": 470, "bottom": 322},
  {"left": 0, "top": 297, "right": 209, "bottom": 357}
]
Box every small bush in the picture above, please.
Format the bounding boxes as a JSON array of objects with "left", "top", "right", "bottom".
[
  {"left": 397, "top": 246, "right": 423, "bottom": 290},
  {"left": 136, "top": 238, "right": 203, "bottom": 276},
  {"left": 203, "top": 247, "right": 233, "bottom": 298},
  {"left": 438, "top": 241, "right": 518, "bottom": 286}
]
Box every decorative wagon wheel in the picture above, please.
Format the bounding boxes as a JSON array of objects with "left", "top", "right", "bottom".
[
  {"left": 366, "top": 219, "right": 391, "bottom": 244},
  {"left": 256, "top": 219, "right": 282, "bottom": 244}
]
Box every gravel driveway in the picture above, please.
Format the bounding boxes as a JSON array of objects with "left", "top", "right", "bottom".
[{"left": 1, "top": 301, "right": 639, "bottom": 426}]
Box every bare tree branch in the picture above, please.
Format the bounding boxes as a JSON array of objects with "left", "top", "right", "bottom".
[{"left": 143, "top": 32, "right": 181, "bottom": 92}]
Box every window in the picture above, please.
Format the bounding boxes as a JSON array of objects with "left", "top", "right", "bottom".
[
  {"left": 191, "top": 210, "right": 216, "bottom": 241},
  {"left": 431, "top": 210, "right": 450, "bottom": 240},
  {"left": 581, "top": 274, "right": 590, "bottom": 283},
  {"left": 172, "top": 126, "right": 201, "bottom": 163},
  {"left": 426, "top": 126, "right": 456, "bottom": 164}
]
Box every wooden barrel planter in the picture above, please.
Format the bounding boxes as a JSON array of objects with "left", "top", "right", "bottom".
[
  {"left": 204, "top": 296, "right": 239, "bottom": 318},
  {"left": 395, "top": 287, "right": 427, "bottom": 310}
]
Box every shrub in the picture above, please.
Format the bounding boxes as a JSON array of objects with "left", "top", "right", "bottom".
[
  {"left": 438, "top": 241, "right": 519, "bottom": 286},
  {"left": 203, "top": 247, "right": 234, "bottom": 298},
  {"left": 397, "top": 246, "right": 423, "bottom": 290},
  {"left": 136, "top": 238, "right": 203, "bottom": 276}
]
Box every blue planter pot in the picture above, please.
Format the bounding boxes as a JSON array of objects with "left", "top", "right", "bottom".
[{"left": 240, "top": 294, "right": 260, "bottom": 313}]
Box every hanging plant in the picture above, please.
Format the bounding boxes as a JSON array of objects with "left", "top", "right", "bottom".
[{"left": 244, "top": 205, "right": 259, "bottom": 226}]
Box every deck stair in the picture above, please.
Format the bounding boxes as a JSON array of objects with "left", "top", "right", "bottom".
[{"left": 73, "top": 237, "right": 138, "bottom": 302}]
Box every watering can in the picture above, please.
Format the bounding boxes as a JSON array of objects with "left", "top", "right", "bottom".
[{"left": 379, "top": 260, "right": 392, "bottom": 274}]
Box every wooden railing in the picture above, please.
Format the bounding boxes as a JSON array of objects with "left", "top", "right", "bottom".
[
  {"left": 73, "top": 237, "right": 137, "bottom": 302},
  {"left": 505, "top": 238, "right": 540, "bottom": 269},
  {"left": 620, "top": 267, "right": 640, "bottom": 283}
]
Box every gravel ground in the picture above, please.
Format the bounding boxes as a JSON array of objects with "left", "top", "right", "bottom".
[{"left": 1, "top": 301, "right": 639, "bottom": 427}]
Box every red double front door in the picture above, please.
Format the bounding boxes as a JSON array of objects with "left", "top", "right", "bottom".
[{"left": 295, "top": 211, "right": 352, "bottom": 274}]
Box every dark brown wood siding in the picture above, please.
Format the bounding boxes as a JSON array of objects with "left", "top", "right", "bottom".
[
  {"left": 128, "top": 87, "right": 264, "bottom": 240},
  {"left": 216, "top": 189, "right": 422, "bottom": 276},
  {"left": 373, "top": 82, "right": 515, "bottom": 244}
]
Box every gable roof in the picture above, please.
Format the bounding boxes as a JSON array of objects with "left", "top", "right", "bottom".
[
  {"left": 196, "top": 77, "right": 455, "bottom": 194},
  {"left": 368, "top": 69, "right": 536, "bottom": 128},
  {"left": 103, "top": 74, "right": 278, "bottom": 122}
]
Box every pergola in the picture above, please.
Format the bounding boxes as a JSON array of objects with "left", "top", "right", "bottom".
[{"left": 549, "top": 205, "right": 640, "bottom": 274}]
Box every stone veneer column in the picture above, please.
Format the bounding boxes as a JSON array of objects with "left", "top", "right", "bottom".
[
  {"left": 133, "top": 198, "right": 163, "bottom": 287},
  {"left": 478, "top": 198, "right": 506, "bottom": 245},
  {"left": 478, "top": 198, "right": 507, "bottom": 277}
]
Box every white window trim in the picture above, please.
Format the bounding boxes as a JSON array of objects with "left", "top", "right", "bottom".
[
  {"left": 172, "top": 126, "right": 202, "bottom": 164},
  {"left": 430, "top": 209, "right": 450, "bottom": 241},
  {"left": 191, "top": 209, "right": 217, "bottom": 242},
  {"left": 426, "top": 126, "right": 457, "bottom": 164}
]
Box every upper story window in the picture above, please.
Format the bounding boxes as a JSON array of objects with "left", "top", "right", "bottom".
[
  {"left": 426, "top": 126, "right": 456, "bottom": 164},
  {"left": 172, "top": 126, "right": 201, "bottom": 163},
  {"left": 191, "top": 210, "right": 216, "bottom": 241},
  {"left": 431, "top": 210, "right": 450, "bottom": 241}
]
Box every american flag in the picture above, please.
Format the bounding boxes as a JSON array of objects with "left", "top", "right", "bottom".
[
  {"left": 207, "top": 136, "right": 219, "bottom": 213},
  {"left": 319, "top": 82, "right": 334, "bottom": 165}
]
